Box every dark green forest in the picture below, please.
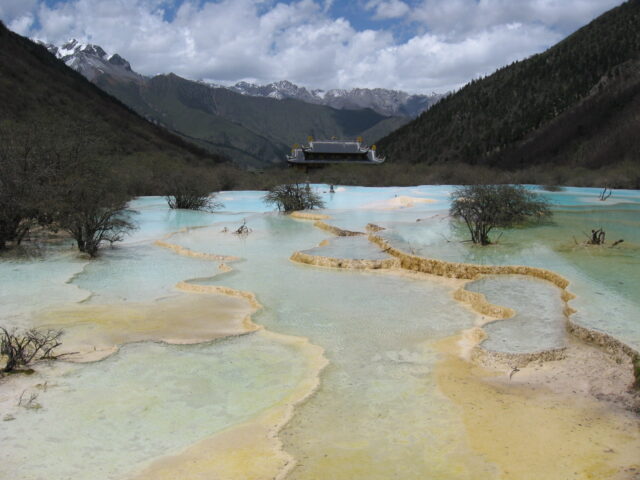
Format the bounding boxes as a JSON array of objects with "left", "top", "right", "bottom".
[{"left": 378, "top": 0, "right": 640, "bottom": 187}]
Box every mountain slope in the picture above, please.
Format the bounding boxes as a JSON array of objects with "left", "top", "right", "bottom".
[
  {"left": 41, "top": 41, "right": 410, "bottom": 167},
  {"left": 378, "top": 0, "right": 640, "bottom": 168},
  {"left": 492, "top": 58, "right": 640, "bottom": 172},
  {"left": 95, "top": 72, "right": 406, "bottom": 167},
  {"left": 0, "top": 22, "right": 224, "bottom": 186}
]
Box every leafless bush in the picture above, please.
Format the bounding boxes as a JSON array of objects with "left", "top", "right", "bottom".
[
  {"left": 52, "top": 145, "right": 136, "bottom": 257},
  {"left": 599, "top": 187, "right": 613, "bottom": 201},
  {"left": 263, "top": 183, "right": 325, "bottom": 212},
  {"left": 450, "top": 184, "right": 551, "bottom": 245},
  {"left": 233, "top": 219, "right": 251, "bottom": 237},
  {"left": 17, "top": 390, "right": 41, "bottom": 410},
  {"left": 0, "top": 124, "right": 60, "bottom": 250},
  {"left": 163, "top": 166, "right": 223, "bottom": 211},
  {"left": 0, "top": 327, "right": 64, "bottom": 373}
]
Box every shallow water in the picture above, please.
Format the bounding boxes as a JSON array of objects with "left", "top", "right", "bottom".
[
  {"left": 466, "top": 275, "right": 567, "bottom": 353},
  {"left": 380, "top": 201, "right": 640, "bottom": 349},
  {"left": 301, "top": 235, "right": 392, "bottom": 260},
  {"left": 1, "top": 185, "right": 639, "bottom": 479},
  {"left": 1, "top": 335, "right": 307, "bottom": 480}
]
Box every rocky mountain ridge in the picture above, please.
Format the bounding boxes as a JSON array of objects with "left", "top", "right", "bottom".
[
  {"left": 226, "top": 79, "right": 443, "bottom": 117},
  {"left": 42, "top": 39, "right": 141, "bottom": 82},
  {"left": 39, "top": 38, "right": 407, "bottom": 167},
  {"left": 42, "top": 39, "right": 440, "bottom": 117}
]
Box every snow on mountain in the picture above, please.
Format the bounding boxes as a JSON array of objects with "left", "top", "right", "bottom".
[
  {"left": 227, "top": 80, "right": 442, "bottom": 117},
  {"left": 41, "top": 39, "right": 141, "bottom": 83},
  {"left": 230, "top": 80, "right": 321, "bottom": 104},
  {"left": 41, "top": 39, "right": 442, "bottom": 117}
]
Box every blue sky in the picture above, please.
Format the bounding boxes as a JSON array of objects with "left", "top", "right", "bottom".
[{"left": 0, "top": 0, "right": 624, "bottom": 93}]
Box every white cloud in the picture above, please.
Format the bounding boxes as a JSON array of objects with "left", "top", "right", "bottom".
[
  {"left": 410, "top": 0, "right": 623, "bottom": 37},
  {"left": 0, "top": 0, "right": 37, "bottom": 34},
  {"left": 0, "top": 0, "right": 37, "bottom": 20},
  {"left": 366, "top": 0, "right": 411, "bottom": 20},
  {"left": 7, "top": 14, "right": 35, "bottom": 35},
  {"left": 2, "top": 0, "right": 625, "bottom": 93}
]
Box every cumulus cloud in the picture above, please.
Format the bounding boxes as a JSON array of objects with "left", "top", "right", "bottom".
[
  {"left": 410, "top": 0, "right": 623, "bottom": 37},
  {"left": 366, "top": 0, "right": 411, "bottom": 20},
  {"left": 0, "top": 0, "right": 37, "bottom": 34},
  {"left": 0, "top": 0, "right": 624, "bottom": 93}
]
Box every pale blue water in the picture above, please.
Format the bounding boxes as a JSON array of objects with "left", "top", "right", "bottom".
[
  {"left": 1, "top": 336, "right": 307, "bottom": 480},
  {"left": 1, "top": 185, "right": 639, "bottom": 480},
  {"left": 300, "top": 236, "right": 392, "bottom": 260},
  {"left": 466, "top": 275, "right": 567, "bottom": 353}
]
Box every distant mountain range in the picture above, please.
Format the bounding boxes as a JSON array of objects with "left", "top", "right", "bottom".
[
  {"left": 44, "top": 39, "right": 440, "bottom": 118},
  {"left": 378, "top": 0, "right": 640, "bottom": 177},
  {"left": 39, "top": 39, "right": 440, "bottom": 167},
  {"left": 0, "top": 22, "right": 223, "bottom": 193},
  {"left": 224, "top": 80, "right": 442, "bottom": 118}
]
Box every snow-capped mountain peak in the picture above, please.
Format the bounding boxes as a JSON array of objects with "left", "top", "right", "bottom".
[
  {"left": 41, "top": 39, "right": 141, "bottom": 83},
  {"left": 40, "top": 38, "right": 443, "bottom": 117},
  {"left": 226, "top": 80, "right": 442, "bottom": 117}
]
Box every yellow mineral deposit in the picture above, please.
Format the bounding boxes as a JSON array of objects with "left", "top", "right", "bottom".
[
  {"left": 290, "top": 250, "right": 400, "bottom": 270},
  {"left": 289, "top": 211, "right": 331, "bottom": 220},
  {"left": 291, "top": 219, "right": 638, "bottom": 372},
  {"left": 124, "top": 241, "right": 329, "bottom": 480},
  {"left": 154, "top": 239, "right": 240, "bottom": 262},
  {"left": 132, "top": 330, "right": 328, "bottom": 480},
  {"left": 287, "top": 214, "right": 640, "bottom": 479},
  {"left": 4, "top": 198, "right": 638, "bottom": 480},
  {"left": 361, "top": 195, "right": 437, "bottom": 210},
  {"left": 435, "top": 335, "right": 640, "bottom": 480},
  {"left": 387, "top": 195, "right": 436, "bottom": 209},
  {"left": 39, "top": 292, "right": 257, "bottom": 361},
  {"left": 312, "top": 220, "right": 364, "bottom": 236}
]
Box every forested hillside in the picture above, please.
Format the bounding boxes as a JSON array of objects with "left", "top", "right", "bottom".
[
  {"left": 0, "top": 22, "right": 229, "bottom": 193},
  {"left": 379, "top": 0, "right": 640, "bottom": 174}
]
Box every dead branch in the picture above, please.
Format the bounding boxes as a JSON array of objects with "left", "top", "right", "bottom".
[
  {"left": 1, "top": 327, "right": 64, "bottom": 372},
  {"left": 233, "top": 219, "right": 251, "bottom": 237},
  {"left": 599, "top": 187, "right": 613, "bottom": 201}
]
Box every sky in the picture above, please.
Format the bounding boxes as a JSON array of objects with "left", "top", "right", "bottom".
[{"left": 0, "top": 0, "right": 624, "bottom": 94}]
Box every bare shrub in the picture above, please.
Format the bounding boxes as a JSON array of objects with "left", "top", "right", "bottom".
[
  {"left": 53, "top": 145, "right": 136, "bottom": 257},
  {"left": 264, "top": 183, "right": 325, "bottom": 212},
  {"left": 0, "top": 124, "right": 59, "bottom": 250},
  {"left": 1, "top": 327, "right": 63, "bottom": 373},
  {"left": 450, "top": 184, "right": 551, "bottom": 245},
  {"left": 163, "top": 166, "right": 223, "bottom": 211}
]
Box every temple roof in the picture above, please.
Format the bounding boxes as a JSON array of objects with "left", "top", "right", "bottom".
[{"left": 306, "top": 141, "right": 363, "bottom": 153}]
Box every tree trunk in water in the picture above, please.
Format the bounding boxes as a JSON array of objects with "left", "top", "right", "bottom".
[{"left": 85, "top": 240, "right": 99, "bottom": 257}]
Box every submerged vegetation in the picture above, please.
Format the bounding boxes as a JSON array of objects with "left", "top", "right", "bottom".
[
  {"left": 264, "top": 183, "right": 325, "bottom": 212},
  {"left": 450, "top": 184, "right": 551, "bottom": 245}
]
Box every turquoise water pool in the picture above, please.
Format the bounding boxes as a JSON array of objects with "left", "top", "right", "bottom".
[{"left": 1, "top": 185, "right": 638, "bottom": 480}]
